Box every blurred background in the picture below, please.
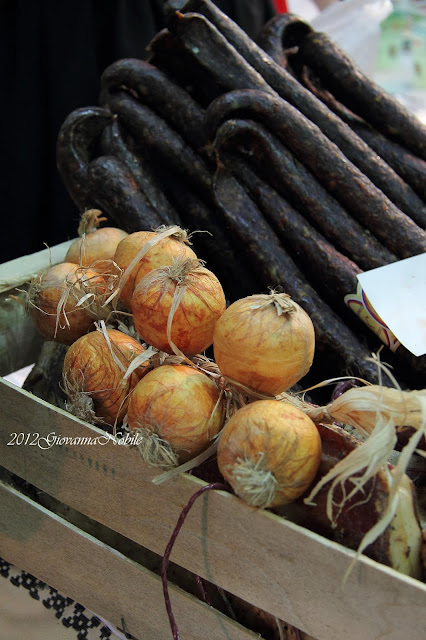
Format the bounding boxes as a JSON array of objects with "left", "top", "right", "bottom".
[{"left": 374, "top": 0, "right": 426, "bottom": 121}]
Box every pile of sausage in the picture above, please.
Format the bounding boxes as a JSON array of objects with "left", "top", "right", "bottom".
[{"left": 56, "top": 0, "right": 426, "bottom": 389}]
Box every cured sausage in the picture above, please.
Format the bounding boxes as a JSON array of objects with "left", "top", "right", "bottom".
[
  {"left": 205, "top": 90, "right": 426, "bottom": 259},
  {"left": 103, "top": 90, "right": 214, "bottom": 203},
  {"left": 222, "top": 151, "right": 362, "bottom": 306},
  {"left": 175, "top": 0, "right": 426, "bottom": 218},
  {"left": 100, "top": 58, "right": 207, "bottom": 150},
  {"left": 87, "top": 155, "right": 163, "bottom": 233},
  {"left": 212, "top": 118, "right": 398, "bottom": 270},
  {"left": 56, "top": 106, "right": 112, "bottom": 211},
  {"left": 99, "top": 119, "right": 180, "bottom": 227}
]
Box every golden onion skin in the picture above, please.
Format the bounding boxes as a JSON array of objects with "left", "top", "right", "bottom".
[
  {"left": 29, "top": 262, "right": 104, "bottom": 345},
  {"left": 65, "top": 227, "right": 128, "bottom": 272},
  {"left": 217, "top": 400, "right": 322, "bottom": 508},
  {"left": 63, "top": 329, "right": 147, "bottom": 425},
  {"left": 114, "top": 231, "right": 197, "bottom": 310},
  {"left": 132, "top": 265, "right": 226, "bottom": 356},
  {"left": 213, "top": 294, "right": 315, "bottom": 395},
  {"left": 127, "top": 364, "right": 224, "bottom": 463}
]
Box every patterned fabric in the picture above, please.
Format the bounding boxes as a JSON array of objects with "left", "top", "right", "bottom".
[{"left": 0, "top": 556, "right": 129, "bottom": 639}]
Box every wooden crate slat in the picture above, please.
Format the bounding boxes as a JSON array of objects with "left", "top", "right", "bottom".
[
  {"left": 1, "top": 378, "right": 425, "bottom": 640},
  {"left": 0, "top": 294, "right": 41, "bottom": 377},
  {"left": 0, "top": 480, "right": 259, "bottom": 640},
  {"left": 0, "top": 239, "right": 74, "bottom": 294}
]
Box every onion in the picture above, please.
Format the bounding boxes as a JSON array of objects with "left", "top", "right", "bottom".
[
  {"left": 65, "top": 209, "right": 128, "bottom": 272},
  {"left": 114, "top": 227, "right": 197, "bottom": 310},
  {"left": 131, "top": 258, "right": 226, "bottom": 356},
  {"left": 213, "top": 292, "right": 315, "bottom": 395},
  {"left": 217, "top": 400, "right": 322, "bottom": 508},
  {"left": 307, "top": 385, "right": 426, "bottom": 437},
  {"left": 62, "top": 328, "right": 149, "bottom": 426},
  {"left": 127, "top": 364, "right": 224, "bottom": 467},
  {"left": 302, "top": 384, "right": 426, "bottom": 578},
  {"left": 27, "top": 262, "right": 105, "bottom": 345}
]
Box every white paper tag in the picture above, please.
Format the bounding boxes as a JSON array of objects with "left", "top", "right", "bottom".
[
  {"left": 356, "top": 253, "right": 426, "bottom": 357},
  {"left": 344, "top": 282, "right": 401, "bottom": 352}
]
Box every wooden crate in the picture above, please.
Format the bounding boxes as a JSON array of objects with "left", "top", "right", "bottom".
[{"left": 0, "top": 244, "right": 425, "bottom": 640}]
